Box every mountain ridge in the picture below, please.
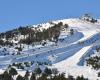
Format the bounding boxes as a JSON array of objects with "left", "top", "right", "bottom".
[{"left": 0, "top": 15, "right": 100, "bottom": 80}]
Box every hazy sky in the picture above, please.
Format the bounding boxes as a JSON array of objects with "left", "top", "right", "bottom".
[{"left": 0, "top": 0, "right": 100, "bottom": 32}]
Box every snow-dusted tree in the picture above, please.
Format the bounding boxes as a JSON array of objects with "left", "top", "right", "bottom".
[
  {"left": 16, "top": 75, "right": 24, "bottom": 80},
  {"left": 9, "top": 67, "right": 18, "bottom": 77},
  {"left": 52, "top": 68, "right": 58, "bottom": 76},
  {"left": 44, "top": 67, "right": 52, "bottom": 76},
  {"left": 34, "top": 67, "right": 42, "bottom": 76},
  {"left": 24, "top": 70, "right": 30, "bottom": 80},
  {"left": 3, "top": 71, "right": 13, "bottom": 80},
  {"left": 30, "top": 72, "right": 36, "bottom": 80}
]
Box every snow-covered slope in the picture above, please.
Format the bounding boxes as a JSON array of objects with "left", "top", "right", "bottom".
[
  {"left": 52, "top": 18, "right": 100, "bottom": 80},
  {"left": 0, "top": 18, "right": 100, "bottom": 80}
]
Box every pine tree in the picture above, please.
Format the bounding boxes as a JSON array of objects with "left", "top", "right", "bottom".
[
  {"left": 9, "top": 67, "right": 18, "bottom": 77},
  {"left": 3, "top": 71, "right": 13, "bottom": 80},
  {"left": 30, "top": 72, "right": 36, "bottom": 80},
  {"left": 37, "top": 73, "right": 48, "bottom": 80},
  {"left": 98, "top": 72, "right": 100, "bottom": 77},
  {"left": 52, "top": 73, "right": 67, "bottom": 80},
  {"left": 70, "top": 29, "right": 74, "bottom": 35},
  {"left": 34, "top": 67, "right": 42, "bottom": 76},
  {"left": 44, "top": 67, "right": 52, "bottom": 76},
  {"left": 52, "top": 68, "right": 58, "bottom": 76},
  {"left": 24, "top": 71, "right": 30, "bottom": 80},
  {"left": 76, "top": 75, "right": 88, "bottom": 80},
  {"left": 16, "top": 75, "right": 24, "bottom": 80}
]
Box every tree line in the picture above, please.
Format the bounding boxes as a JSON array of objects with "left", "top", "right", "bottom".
[
  {"left": 0, "top": 22, "right": 67, "bottom": 45},
  {"left": 0, "top": 66, "right": 88, "bottom": 80}
]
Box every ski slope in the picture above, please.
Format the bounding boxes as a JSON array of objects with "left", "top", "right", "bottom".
[
  {"left": 52, "top": 46, "right": 99, "bottom": 80},
  {"left": 52, "top": 19, "right": 100, "bottom": 80},
  {"left": 0, "top": 18, "right": 100, "bottom": 79}
]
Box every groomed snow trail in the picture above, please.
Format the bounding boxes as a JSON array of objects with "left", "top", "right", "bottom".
[
  {"left": 0, "top": 18, "right": 100, "bottom": 79},
  {"left": 53, "top": 46, "right": 91, "bottom": 70},
  {"left": 53, "top": 46, "right": 100, "bottom": 80}
]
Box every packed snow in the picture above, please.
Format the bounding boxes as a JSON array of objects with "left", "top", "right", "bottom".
[{"left": 0, "top": 18, "right": 100, "bottom": 80}]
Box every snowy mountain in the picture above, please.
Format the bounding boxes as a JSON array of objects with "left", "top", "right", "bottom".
[{"left": 0, "top": 15, "right": 100, "bottom": 80}]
